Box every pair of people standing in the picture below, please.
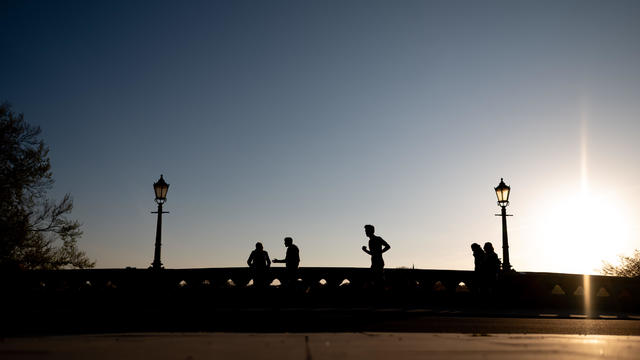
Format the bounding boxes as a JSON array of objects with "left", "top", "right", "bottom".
[
  {"left": 471, "top": 242, "right": 501, "bottom": 293},
  {"left": 247, "top": 237, "right": 299, "bottom": 287}
]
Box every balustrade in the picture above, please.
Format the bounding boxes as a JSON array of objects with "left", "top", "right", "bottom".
[{"left": 4, "top": 268, "right": 639, "bottom": 313}]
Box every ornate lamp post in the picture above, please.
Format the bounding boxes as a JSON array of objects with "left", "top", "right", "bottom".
[
  {"left": 151, "top": 175, "right": 169, "bottom": 270},
  {"left": 494, "top": 178, "right": 512, "bottom": 272}
]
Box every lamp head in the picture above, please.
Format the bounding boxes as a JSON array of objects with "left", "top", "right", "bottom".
[
  {"left": 494, "top": 178, "right": 510, "bottom": 207},
  {"left": 153, "top": 174, "right": 169, "bottom": 204}
]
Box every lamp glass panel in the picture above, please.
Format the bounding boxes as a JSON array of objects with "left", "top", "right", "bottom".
[
  {"left": 154, "top": 184, "right": 168, "bottom": 200},
  {"left": 153, "top": 176, "right": 169, "bottom": 200},
  {"left": 498, "top": 189, "right": 509, "bottom": 202}
]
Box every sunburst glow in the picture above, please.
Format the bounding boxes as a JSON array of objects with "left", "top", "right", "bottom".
[
  {"left": 533, "top": 105, "right": 634, "bottom": 274},
  {"left": 536, "top": 190, "right": 631, "bottom": 274}
]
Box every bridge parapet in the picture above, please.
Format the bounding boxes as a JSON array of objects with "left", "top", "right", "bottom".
[{"left": 5, "top": 268, "right": 639, "bottom": 313}]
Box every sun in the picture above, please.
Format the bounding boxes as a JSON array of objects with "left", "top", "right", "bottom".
[{"left": 536, "top": 189, "right": 631, "bottom": 274}]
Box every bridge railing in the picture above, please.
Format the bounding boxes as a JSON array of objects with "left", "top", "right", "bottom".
[{"left": 5, "top": 268, "right": 640, "bottom": 312}]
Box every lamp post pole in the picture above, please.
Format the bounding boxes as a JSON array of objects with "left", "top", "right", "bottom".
[
  {"left": 151, "top": 175, "right": 169, "bottom": 270},
  {"left": 494, "top": 178, "right": 512, "bottom": 272},
  {"left": 499, "top": 204, "right": 511, "bottom": 271},
  {"left": 151, "top": 202, "right": 167, "bottom": 270}
]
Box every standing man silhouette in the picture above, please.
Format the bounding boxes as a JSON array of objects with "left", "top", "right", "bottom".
[
  {"left": 247, "top": 242, "right": 271, "bottom": 287},
  {"left": 482, "top": 242, "right": 501, "bottom": 293},
  {"left": 471, "top": 243, "right": 486, "bottom": 293},
  {"left": 273, "top": 237, "right": 300, "bottom": 288},
  {"left": 362, "top": 224, "right": 390, "bottom": 285}
]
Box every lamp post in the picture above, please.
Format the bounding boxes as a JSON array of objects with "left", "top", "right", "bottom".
[
  {"left": 151, "top": 174, "right": 169, "bottom": 270},
  {"left": 494, "top": 178, "right": 512, "bottom": 272}
]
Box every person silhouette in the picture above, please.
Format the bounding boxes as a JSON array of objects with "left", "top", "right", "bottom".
[
  {"left": 273, "top": 237, "right": 300, "bottom": 288},
  {"left": 247, "top": 242, "right": 271, "bottom": 287},
  {"left": 362, "top": 224, "right": 390, "bottom": 285},
  {"left": 483, "top": 242, "right": 501, "bottom": 292},
  {"left": 471, "top": 243, "right": 486, "bottom": 293}
]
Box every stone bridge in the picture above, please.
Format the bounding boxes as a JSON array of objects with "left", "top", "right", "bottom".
[
  {"left": 4, "top": 268, "right": 639, "bottom": 334},
  {"left": 6, "top": 267, "right": 639, "bottom": 312}
]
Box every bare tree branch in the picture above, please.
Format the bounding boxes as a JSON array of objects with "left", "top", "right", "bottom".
[
  {"left": 601, "top": 250, "right": 640, "bottom": 278},
  {"left": 1, "top": 103, "right": 94, "bottom": 270}
]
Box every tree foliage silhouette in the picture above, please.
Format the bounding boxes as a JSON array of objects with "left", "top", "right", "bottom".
[
  {"left": 601, "top": 250, "right": 640, "bottom": 278},
  {"left": 0, "top": 103, "right": 94, "bottom": 270}
]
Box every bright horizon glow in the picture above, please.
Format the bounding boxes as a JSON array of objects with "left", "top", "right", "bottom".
[
  {"left": 534, "top": 188, "right": 632, "bottom": 275},
  {"left": 529, "top": 103, "right": 633, "bottom": 275},
  {"left": 538, "top": 107, "right": 633, "bottom": 275}
]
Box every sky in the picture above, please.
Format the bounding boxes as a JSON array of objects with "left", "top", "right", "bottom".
[{"left": 2, "top": 0, "right": 640, "bottom": 274}]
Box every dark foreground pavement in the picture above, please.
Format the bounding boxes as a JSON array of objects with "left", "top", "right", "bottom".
[
  {"left": 5, "top": 314, "right": 640, "bottom": 359},
  {"left": 2, "top": 332, "right": 640, "bottom": 360},
  {"left": 5, "top": 308, "right": 640, "bottom": 336},
  {"left": 369, "top": 315, "right": 640, "bottom": 335}
]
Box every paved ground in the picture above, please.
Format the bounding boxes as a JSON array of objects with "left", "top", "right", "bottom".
[
  {"left": 2, "top": 332, "right": 640, "bottom": 359},
  {"left": 6, "top": 311, "right": 640, "bottom": 336},
  {"left": 374, "top": 315, "right": 640, "bottom": 335}
]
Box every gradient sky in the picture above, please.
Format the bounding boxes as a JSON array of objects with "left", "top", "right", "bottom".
[{"left": 2, "top": 0, "right": 640, "bottom": 274}]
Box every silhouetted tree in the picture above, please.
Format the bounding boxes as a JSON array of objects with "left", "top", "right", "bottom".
[
  {"left": 0, "top": 103, "right": 94, "bottom": 270},
  {"left": 601, "top": 250, "right": 640, "bottom": 278}
]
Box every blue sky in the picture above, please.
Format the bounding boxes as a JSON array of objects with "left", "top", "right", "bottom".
[{"left": 2, "top": 0, "right": 640, "bottom": 273}]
